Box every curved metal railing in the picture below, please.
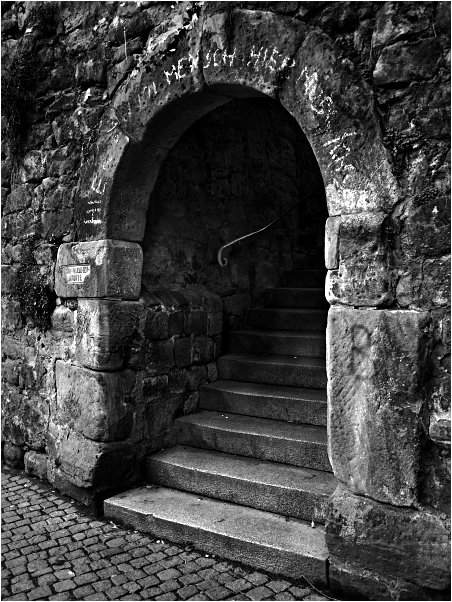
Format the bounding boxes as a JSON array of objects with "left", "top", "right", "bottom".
[{"left": 217, "top": 192, "right": 314, "bottom": 267}]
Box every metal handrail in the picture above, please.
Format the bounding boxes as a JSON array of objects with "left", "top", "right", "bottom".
[{"left": 217, "top": 192, "right": 314, "bottom": 267}]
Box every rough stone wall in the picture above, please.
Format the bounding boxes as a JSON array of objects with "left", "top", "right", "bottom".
[
  {"left": 142, "top": 95, "right": 326, "bottom": 328},
  {"left": 1, "top": 1, "right": 450, "bottom": 598}
]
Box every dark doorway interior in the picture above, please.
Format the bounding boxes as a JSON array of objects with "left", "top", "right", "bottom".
[{"left": 141, "top": 96, "right": 327, "bottom": 327}]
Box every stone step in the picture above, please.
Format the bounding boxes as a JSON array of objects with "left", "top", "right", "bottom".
[
  {"left": 264, "top": 287, "right": 328, "bottom": 309},
  {"left": 246, "top": 308, "right": 328, "bottom": 332},
  {"left": 284, "top": 270, "right": 327, "bottom": 288},
  {"left": 175, "top": 411, "right": 332, "bottom": 472},
  {"left": 104, "top": 486, "right": 329, "bottom": 585},
  {"left": 229, "top": 329, "right": 326, "bottom": 358},
  {"left": 218, "top": 353, "right": 327, "bottom": 389},
  {"left": 146, "top": 445, "right": 336, "bottom": 522},
  {"left": 200, "top": 380, "right": 327, "bottom": 426}
]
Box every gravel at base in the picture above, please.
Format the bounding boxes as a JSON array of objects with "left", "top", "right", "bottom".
[{"left": 1, "top": 466, "right": 331, "bottom": 601}]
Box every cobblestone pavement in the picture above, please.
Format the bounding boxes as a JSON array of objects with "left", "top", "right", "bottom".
[{"left": 1, "top": 466, "right": 333, "bottom": 602}]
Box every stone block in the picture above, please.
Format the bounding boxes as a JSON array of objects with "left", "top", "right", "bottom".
[
  {"left": 55, "top": 362, "right": 135, "bottom": 442},
  {"left": 1, "top": 390, "right": 49, "bottom": 450},
  {"left": 329, "top": 554, "right": 448, "bottom": 601},
  {"left": 3, "top": 184, "right": 33, "bottom": 214},
  {"left": 24, "top": 451, "right": 48, "bottom": 480},
  {"left": 374, "top": 39, "right": 442, "bottom": 86},
  {"left": 280, "top": 29, "right": 399, "bottom": 215},
  {"left": 2, "top": 358, "right": 21, "bottom": 385},
  {"left": 202, "top": 8, "right": 307, "bottom": 97},
  {"left": 175, "top": 337, "right": 194, "bottom": 368},
  {"left": 201, "top": 291, "right": 223, "bottom": 312},
  {"left": 19, "top": 150, "right": 46, "bottom": 183},
  {"left": 208, "top": 312, "right": 223, "bottom": 336},
  {"left": 326, "top": 484, "right": 451, "bottom": 591},
  {"left": 141, "top": 396, "right": 183, "bottom": 441},
  {"left": 168, "top": 309, "right": 185, "bottom": 337},
  {"left": 185, "top": 310, "right": 208, "bottom": 335},
  {"left": 41, "top": 208, "right": 73, "bottom": 240},
  {"left": 324, "top": 216, "right": 341, "bottom": 270},
  {"left": 47, "top": 425, "right": 136, "bottom": 489},
  {"left": 187, "top": 365, "right": 208, "bottom": 392},
  {"left": 396, "top": 257, "right": 451, "bottom": 310},
  {"left": 184, "top": 392, "right": 199, "bottom": 415},
  {"left": 147, "top": 340, "right": 175, "bottom": 370},
  {"left": 1, "top": 298, "right": 22, "bottom": 331},
  {"left": 169, "top": 369, "right": 189, "bottom": 395},
  {"left": 55, "top": 239, "right": 143, "bottom": 299},
  {"left": 193, "top": 336, "right": 215, "bottom": 364},
  {"left": 327, "top": 307, "right": 430, "bottom": 506},
  {"left": 1, "top": 264, "right": 17, "bottom": 294},
  {"left": 372, "top": 2, "right": 430, "bottom": 51},
  {"left": 326, "top": 213, "right": 394, "bottom": 307},
  {"left": 75, "top": 299, "right": 141, "bottom": 370},
  {"left": 207, "top": 362, "right": 219, "bottom": 382},
  {"left": 2, "top": 441, "right": 25, "bottom": 468},
  {"left": 145, "top": 309, "right": 169, "bottom": 340},
  {"left": 142, "top": 374, "right": 170, "bottom": 403}
]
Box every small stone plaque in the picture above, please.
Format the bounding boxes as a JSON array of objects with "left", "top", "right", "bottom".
[{"left": 65, "top": 265, "right": 91, "bottom": 284}]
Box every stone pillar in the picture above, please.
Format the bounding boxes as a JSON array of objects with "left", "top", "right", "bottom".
[
  {"left": 324, "top": 219, "right": 450, "bottom": 599},
  {"left": 50, "top": 239, "right": 143, "bottom": 506}
]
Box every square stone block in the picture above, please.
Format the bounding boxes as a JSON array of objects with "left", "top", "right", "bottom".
[
  {"left": 326, "top": 484, "right": 450, "bottom": 591},
  {"left": 48, "top": 424, "right": 136, "bottom": 489},
  {"left": 55, "top": 361, "right": 135, "bottom": 442},
  {"left": 326, "top": 213, "right": 395, "bottom": 307},
  {"left": 55, "top": 239, "right": 143, "bottom": 299},
  {"left": 327, "top": 306, "right": 430, "bottom": 506},
  {"left": 76, "top": 299, "right": 141, "bottom": 370}
]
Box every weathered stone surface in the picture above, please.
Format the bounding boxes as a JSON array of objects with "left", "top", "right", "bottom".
[
  {"left": 372, "top": 2, "right": 431, "bottom": 51},
  {"left": 175, "top": 337, "right": 194, "bottom": 368},
  {"left": 2, "top": 183, "right": 33, "bottom": 214},
  {"left": 399, "top": 195, "right": 450, "bottom": 261},
  {"left": 1, "top": 389, "right": 49, "bottom": 450},
  {"left": 396, "top": 256, "right": 451, "bottom": 310},
  {"left": 326, "top": 213, "right": 395, "bottom": 307},
  {"left": 324, "top": 216, "right": 341, "bottom": 270},
  {"left": 326, "top": 484, "right": 451, "bottom": 590},
  {"left": 24, "top": 450, "right": 48, "bottom": 480},
  {"left": 2, "top": 441, "right": 25, "bottom": 468},
  {"left": 202, "top": 9, "right": 307, "bottom": 97},
  {"left": 280, "top": 29, "right": 399, "bottom": 216},
  {"left": 55, "top": 239, "right": 143, "bottom": 299},
  {"left": 327, "top": 307, "right": 430, "bottom": 506},
  {"left": 329, "top": 554, "right": 449, "bottom": 601},
  {"left": 76, "top": 11, "right": 227, "bottom": 242},
  {"left": 374, "top": 39, "right": 443, "bottom": 86},
  {"left": 18, "top": 150, "right": 46, "bottom": 183},
  {"left": 75, "top": 299, "right": 141, "bottom": 370},
  {"left": 47, "top": 424, "right": 136, "bottom": 488},
  {"left": 141, "top": 395, "right": 183, "bottom": 442},
  {"left": 55, "top": 362, "right": 135, "bottom": 442}
]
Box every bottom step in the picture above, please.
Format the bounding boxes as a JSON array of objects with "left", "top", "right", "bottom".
[{"left": 104, "top": 487, "right": 328, "bottom": 586}]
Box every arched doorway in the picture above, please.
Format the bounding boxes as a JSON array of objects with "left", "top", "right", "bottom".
[{"left": 103, "top": 96, "right": 334, "bottom": 585}]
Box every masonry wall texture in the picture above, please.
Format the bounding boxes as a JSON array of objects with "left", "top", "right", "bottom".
[{"left": 1, "top": 1, "right": 450, "bottom": 600}]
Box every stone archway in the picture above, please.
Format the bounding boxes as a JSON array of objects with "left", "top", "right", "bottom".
[
  {"left": 49, "top": 6, "right": 451, "bottom": 596},
  {"left": 53, "top": 3, "right": 400, "bottom": 505}
]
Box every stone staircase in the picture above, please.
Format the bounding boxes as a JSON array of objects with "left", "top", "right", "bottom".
[{"left": 105, "top": 270, "right": 335, "bottom": 587}]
